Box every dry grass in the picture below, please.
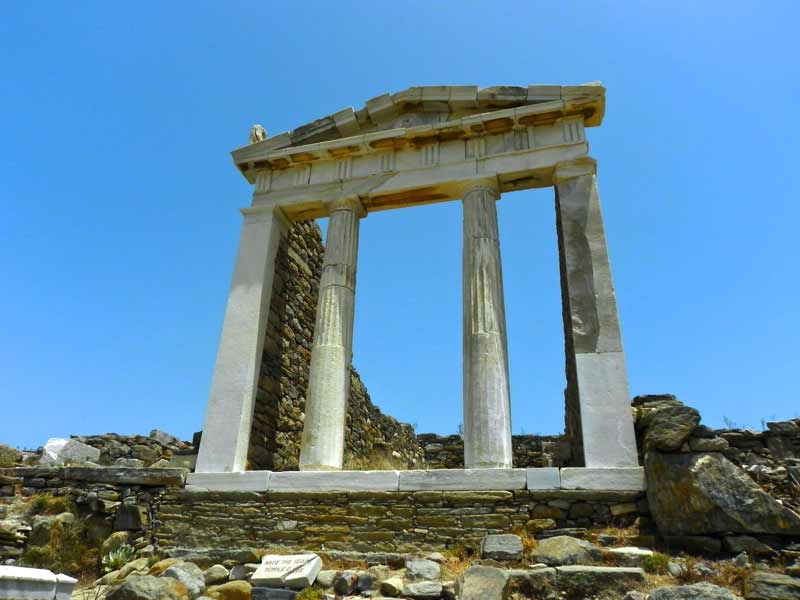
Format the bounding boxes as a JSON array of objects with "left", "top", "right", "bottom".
[
  {"left": 27, "top": 493, "right": 71, "bottom": 516},
  {"left": 343, "top": 452, "right": 409, "bottom": 471}
]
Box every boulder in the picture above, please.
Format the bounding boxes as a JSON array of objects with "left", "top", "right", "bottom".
[
  {"left": 723, "top": 536, "right": 777, "bottom": 557},
  {"left": 744, "top": 571, "right": 800, "bottom": 599},
  {"left": 102, "top": 531, "right": 131, "bottom": 556},
  {"left": 650, "top": 582, "right": 743, "bottom": 599},
  {"left": 163, "top": 562, "right": 205, "bottom": 598},
  {"left": 555, "top": 566, "right": 645, "bottom": 598},
  {"left": 458, "top": 565, "right": 509, "bottom": 600},
  {"left": 641, "top": 403, "right": 701, "bottom": 451},
  {"left": 107, "top": 576, "right": 190, "bottom": 600},
  {"left": 150, "top": 430, "right": 180, "bottom": 445},
  {"left": 204, "top": 565, "right": 229, "bottom": 585},
  {"left": 531, "top": 535, "right": 596, "bottom": 566},
  {"left": 148, "top": 558, "right": 182, "bottom": 576},
  {"left": 404, "top": 581, "right": 443, "bottom": 598},
  {"left": 405, "top": 558, "right": 441, "bottom": 580},
  {"left": 315, "top": 570, "right": 336, "bottom": 587},
  {"left": 206, "top": 580, "right": 252, "bottom": 600},
  {"left": 380, "top": 576, "right": 404, "bottom": 597},
  {"left": 333, "top": 571, "right": 359, "bottom": 595},
  {"left": 40, "top": 438, "right": 101, "bottom": 466},
  {"left": 647, "top": 451, "right": 800, "bottom": 536},
  {"left": 114, "top": 504, "right": 149, "bottom": 531},
  {"left": 480, "top": 534, "right": 524, "bottom": 561}
]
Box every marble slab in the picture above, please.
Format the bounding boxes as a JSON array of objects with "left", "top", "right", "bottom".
[
  {"left": 267, "top": 470, "right": 400, "bottom": 492},
  {"left": 186, "top": 471, "right": 270, "bottom": 492},
  {"left": 398, "top": 468, "right": 526, "bottom": 491},
  {"left": 559, "top": 467, "right": 645, "bottom": 491},
  {"left": 525, "top": 468, "right": 561, "bottom": 490}
]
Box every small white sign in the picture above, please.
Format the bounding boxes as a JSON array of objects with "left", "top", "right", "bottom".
[{"left": 251, "top": 553, "right": 322, "bottom": 589}]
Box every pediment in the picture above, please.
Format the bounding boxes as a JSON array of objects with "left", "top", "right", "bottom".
[{"left": 232, "top": 83, "right": 605, "bottom": 174}]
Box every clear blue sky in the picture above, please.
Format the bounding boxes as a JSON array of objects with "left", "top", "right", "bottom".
[{"left": 2, "top": 2, "right": 798, "bottom": 449}]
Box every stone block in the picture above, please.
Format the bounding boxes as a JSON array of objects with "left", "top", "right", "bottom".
[
  {"left": 526, "top": 468, "right": 561, "bottom": 489},
  {"left": 555, "top": 566, "right": 645, "bottom": 597},
  {"left": 251, "top": 588, "right": 297, "bottom": 600},
  {"left": 186, "top": 471, "right": 270, "bottom": 492},
  {"left": 398, "top": 468, "right": 526, "bottom": 491},
  {"left": 481, "top": 534, "right": 524, "bottom": 561},
  {"left": 267, "top": 470, "right": 399, "bottom": 492},
  {"left": 0, "top": 566, "right": 77, "bottom": 600},
  {"left": 251, "top": 553, "right": 321, "bottom": 589},
  {"left": 560, "top": 467, "right": 645, "bottom": 491},
  {"left": 40, "top": 438, "right": 101, "bottom": 466}
]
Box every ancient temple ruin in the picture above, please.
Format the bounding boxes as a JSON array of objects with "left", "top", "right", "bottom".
[{"left": 192, "top": 83, "right": 642, "bottom": 492}]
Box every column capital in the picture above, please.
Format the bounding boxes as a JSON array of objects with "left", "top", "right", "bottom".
[
  {"left": 460, "top": 177, "right": 500, "bottom": 199},
  {"left": 553, "top": 157, "right": 597, "bottom": 183},
  {"left": 328, "top": 195, "right": 367, "bottom": 218},
  {"left": 240, "top": 205, "right": 291, "bottom": 231}
]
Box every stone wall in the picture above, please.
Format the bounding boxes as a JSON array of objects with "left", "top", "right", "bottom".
[
  {"left": 154, "top": 488, "right": 647, "bottom": 554},
  {"left": 0, "top": 467, "right": 186, "bottom": 562},
  {"left": 417, "top": 434, "right": 572, "bottom": 469},
  {"left": 248, "top": 221, "right": 424, "bottom": 471}
]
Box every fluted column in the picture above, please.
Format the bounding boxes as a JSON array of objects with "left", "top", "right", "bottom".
[
  {"left": 196, "top": 207, "right": 288, "bottom": 473},
  {"left": 462, "top": 180, "right": 513, "bottom": 469},
  {"left": 299, "top": 197, "right": 364, "bottom": 471},
  {"left": 554, "top": 157, "right": 638, "bottom": 467}
]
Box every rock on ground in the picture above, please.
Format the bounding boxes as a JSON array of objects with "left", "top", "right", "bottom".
[
  {"left": 163, "top": 562, "right": 205, "bottom": 598},
  {"left": 404, "top": 558, "right": 441, "bottom": 580},
  {"left": 650, "top": 582, "right": 744, "bottom": 599},
  {"left": 646, "top": 451, "right": 800, "bottom": 536},
  {"left": 458, "top": 565, "right": 509, "bottom": 600},
  {"left": 203, "top": 564, "right": 229, "bottom": 585},
  {"left": 206, "top": 580, "right": 252, "bottom": 600},
  {"left": 555, "top": 565, "right": 645, "bottom": 598},
  {"left": 404, "top": 581, "right": 443, "bottom": 598},
  {"left": 380, "top": 576, "right": 404, "bottom": 597},
  {"left": 106, "top": 575, "right": 190, "bottom": 600},
  {"left": 744, "top": 571, "right": 800, "bottom": 599},
  {"left": 40, "top": 438, "right": 101, "bottom": 465},
  {"left": 480, "top": 533, "right": 524, "bottom": 561},
  {"left": 531, "top": 535, "right": 597, "bottom": 566}
]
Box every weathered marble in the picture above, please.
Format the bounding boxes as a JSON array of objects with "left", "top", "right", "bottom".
[
  {"left": 186, "top": 471, "right": 270, "bottom": 492},
  {"left": 0, "top": 566, "right": 77, "bottom": 600},
  {"left": 398, "top": 468, "right": 525, "bottom": 491},
  {"left": 299, "top": 198, "right": 364, "bottom": 471},
  {"left": 554, "top": 159, "right": 638, "bottom": 468},
  {"left": 196, "top": 208, "right": 288, "bottom": 473},
  {"left": 268, "top": 470, "right": 399, "bottom": 492},
  {"left": 462, "top": 181, "right": 513, "bottom": 469},
  {"left": 560, "top": 467, "right": 645, "bottom": 491},
  {"left": 526, "top": 468, "right": 561, "bottom": 489}
]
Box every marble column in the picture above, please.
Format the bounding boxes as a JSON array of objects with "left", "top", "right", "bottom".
[
  {"left": 196, "top": 207, "right": 288, "bottom": 473},
  {"left": 462, "top": 180, "right": 513, "bottom": 469},
  {"left": 299, "top": 197, "right": 364, "bottom": 471},
  {"left": 554, "top": 158, "right": 638, "bottom": 467}
]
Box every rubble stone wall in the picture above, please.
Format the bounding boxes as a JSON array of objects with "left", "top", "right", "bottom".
[
  {"left": 154, "top": 488, "right": 647, "bottom": 554},
  {"left": 248, "top": 221, "right": 424, "bottom": 471},
  {"left": 416, "top": 433, "right": 572, "bottom": 469}
]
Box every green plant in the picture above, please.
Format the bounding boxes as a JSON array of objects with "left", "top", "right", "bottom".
[
  {"left": 642, "top": 552, "right": 671, "bottom": 575},
  {"left": 295, "top": 589, "right": 325, "bottom": 600},
  {"left": 102, "top": 544, "right": 136, "bottom": 573},
  {"left": 28, "top": 494, "right": 71, "bottom": 516},
  {"left": 0, "top": 443, "right": 18, "bottom": 467},
  {"left": 20, "top": 520, "right": 99, "bottom": 579}
]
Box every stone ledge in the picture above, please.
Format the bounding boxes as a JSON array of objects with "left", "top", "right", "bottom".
[
  {"left": 185, "top": 467, "right": 644, "bottom": 492},
  {"left": 398, "top": 468, "right": 526, "bottom": 491},
  {"left": 186, "top": 471, "right": 270, "bottom": 492},
  {"left": 268, "top": 470, "right": 400, "bottom": 492},
  {"left": 526, "top": 467, "right": 561, "bottom": 489},
  {"left": 0, "top": 466, "right": 186, "bottom": 486},
  {"left": 560, "top": 467, "right": 645, "bottom": 491}
]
